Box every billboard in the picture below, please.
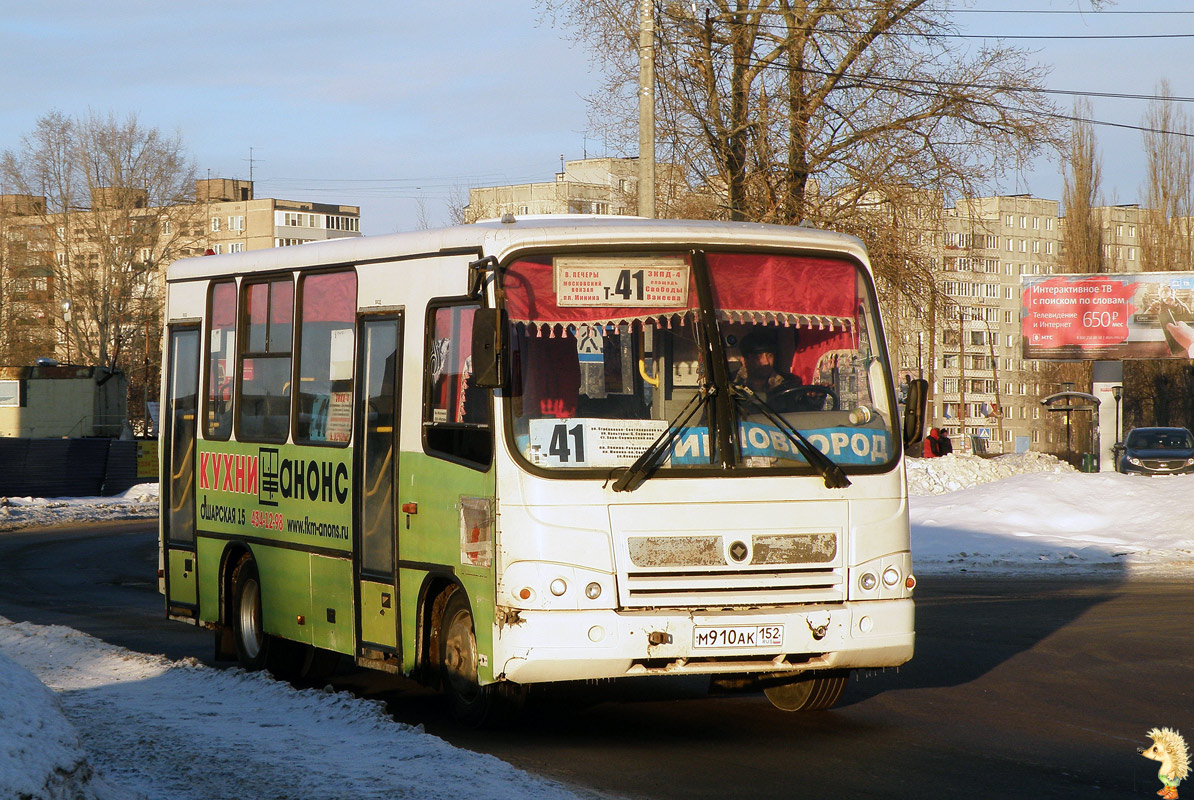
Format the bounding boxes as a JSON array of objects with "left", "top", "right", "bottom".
[{"left": 1021, "top": 272, "right": 1194, "bottom": 360}]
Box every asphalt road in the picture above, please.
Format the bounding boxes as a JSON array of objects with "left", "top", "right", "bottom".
[{"left": 0, "top": 523, "right": 1188, "bottom": 799}]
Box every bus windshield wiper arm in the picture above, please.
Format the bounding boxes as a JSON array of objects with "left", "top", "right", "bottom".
[
  {"left": 730, "top": 385, "right": 851, "bottom": 489},
  {"left": 612, "top": 387, "right": 711, "bottom": 493}
]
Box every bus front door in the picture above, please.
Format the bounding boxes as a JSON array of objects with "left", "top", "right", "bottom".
[
  {"left": 355, "top": 315, "right": 403, "bottom": 661},
  {"left": 162, "top": 325, "right": 200, "bottom": 619}
]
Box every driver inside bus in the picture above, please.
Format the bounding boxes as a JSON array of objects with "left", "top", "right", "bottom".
[{"left": 732, "top": 327, "right": 808, "bottom": 412}]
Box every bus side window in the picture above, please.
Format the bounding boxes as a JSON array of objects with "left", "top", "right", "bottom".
[
  {"left": 295, "top": 270, "right": 356, "bottom": 446},
  {"left": 424, "top": 302, "right": 492, "bottom": 468},
  {"left": 237, "top": 278, "right": 293, "bottom": 444},
  {"left": 205, "top": 280, "right": 236, "bottom": 440}
]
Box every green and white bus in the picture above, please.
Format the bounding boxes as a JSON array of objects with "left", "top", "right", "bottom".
[{"left": 160, "top": 216, "right": 927, "bottom": 722}]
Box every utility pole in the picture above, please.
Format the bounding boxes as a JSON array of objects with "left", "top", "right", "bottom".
[
  {"left": 983, "top": 317, "right": 1005, "bottom": 452},
  {"left": 958, "top": 309, "right": 967, "bottom": 452},
  {"left": 638, "top": 0, "right": 656, "bottom": 218}
]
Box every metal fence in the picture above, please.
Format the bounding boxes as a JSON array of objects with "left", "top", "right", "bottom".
[{"left": 0, "top": 438, "right": 156, "bottom": 498}]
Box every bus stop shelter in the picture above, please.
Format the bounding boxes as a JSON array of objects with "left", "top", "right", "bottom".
[{"left": 1040, "top": 390, "right": 1101, "bottom": 471}]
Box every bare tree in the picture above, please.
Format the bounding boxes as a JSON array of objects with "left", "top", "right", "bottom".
[
  {"left": 1140, "top": 81, "right": 1194, "bottom": 272},
  {"left": 1, "top": 111, "right": 201, "bottom": 376},
  {"left": 1124, "top": 84, "right": 1194, "bottom": 432},
  {"left": 539, "top": 0, "right": 1089, "bottom": 342},
  {"left": 545, "top": 1, "right": 1066, "bottom": 218},
  {"left": 446, "top": 183, "right": 479, "bottom": 225},
  {"left": 1062, "top": 101, "right": 1104, "bottom": 276},
  {"left": 414, "top": 195, "right": 434, "bottom": 230},
  {"left": 1035, "top": 101, "right": 1102, "bottom": 461}
]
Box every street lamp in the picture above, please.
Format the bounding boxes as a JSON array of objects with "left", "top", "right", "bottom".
[
  {"left": 62, "top": 302, "right": 71, "bottom": 365},
  {"left": 1112, "top": 385, "right": 1123, "bottom": 469}
]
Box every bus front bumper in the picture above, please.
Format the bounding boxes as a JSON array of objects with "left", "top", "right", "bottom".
[{"left": 492, "top": 598, "right": 913, "bottom": 684}]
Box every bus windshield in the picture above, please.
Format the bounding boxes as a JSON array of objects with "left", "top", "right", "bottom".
[{"left": 501, "top": 251, "right": 896, "bottom": 475}]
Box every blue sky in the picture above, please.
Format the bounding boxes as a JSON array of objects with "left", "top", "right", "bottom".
[{"left": 2, "top": 1, "right": 1191, "bottom": 233}]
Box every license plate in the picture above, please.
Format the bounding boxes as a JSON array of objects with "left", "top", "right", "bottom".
[{"left": 693, "top": 625, "right": 783, "bottom": 649}]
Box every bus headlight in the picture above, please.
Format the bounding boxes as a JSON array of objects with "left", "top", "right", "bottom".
[
  {"left": 585, "top": 582, "right": 602, "bottom": 600},
  {"left": 549, "top": 578, "right": 568, "bottom": 597},
  {"left": 882, "top": 567, "right": 900, "bottom": 587},
  {"left": 859, "top": 572, "right": 878, "bottom": 591}
]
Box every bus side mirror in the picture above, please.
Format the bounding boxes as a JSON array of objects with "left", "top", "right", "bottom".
[
  {"left": 471, "top": 308, "right": 507, "bottom": 389},
  {"left": 902, "top": 378, "right": 929, "bottom": 448}
]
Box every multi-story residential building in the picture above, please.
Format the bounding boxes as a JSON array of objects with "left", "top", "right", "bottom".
[
  {"left": 891, "top": 196, "right": 1155, "bottom": 456},
  {"left": 0, "top": 178, "right": 361, "bottom": 431},
  {"left": 0, "top": 178, "right": 361, "bottom": 361},
  {"left": 196, "top": 178, "right": 361, "bottom": 253},
  {"left": 1094, "top": 204, "right": 1144, "bottom": 273},
  {"left": 466, "top": 158, "right": 640, "bottom": 220},
  {"left": 930, "top": 196, "right": 1065, "bottom": 454},
  {"left": 465, "top": 157, "right": 700, "bottom": 221}
]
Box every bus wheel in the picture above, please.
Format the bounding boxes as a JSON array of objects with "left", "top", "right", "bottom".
[
  {"left": 439, "top": 590, "right": 525, "bottom": 726},
  {"left": 763, "top": 670, "right": 848, "bottom": 712},
  {"left": 230, "top": 556, "right": 269, "bottom": 671}
]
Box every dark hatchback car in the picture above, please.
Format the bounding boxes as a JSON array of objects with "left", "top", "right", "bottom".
[{"left": 1118, "top": 426, "right": 1194, "bottom": 475}]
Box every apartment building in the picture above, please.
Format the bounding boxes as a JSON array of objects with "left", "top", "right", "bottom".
[
  {"left": 0, "top": 178, "right": 361, "bottom": 368},
  {"left": 466, "top": 158, "right": 640, "bottom": 220},
  {"left": 891, "top": 195, "right": 1158, "bottom": 456},
  {"left": 196, "top": 178, "right": 361, "bottom": 254},
  {"left": 901, "top": 196, "right": 1067, "bottom": 454},
  {"left": 1094, "top": 204, "right": 1144, "bottom": 273}
]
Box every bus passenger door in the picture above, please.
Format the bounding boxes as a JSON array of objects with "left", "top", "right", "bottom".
[
  {"left": 355, "top": 314, "right": 403, "bottom": 660},
  {"left": 163, "top": 325, "right": 200, "bottom": 619}
]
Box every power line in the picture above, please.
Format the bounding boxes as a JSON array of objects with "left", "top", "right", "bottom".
[
  {"left": 661, "top": 9, "right": 1194, "bottom": 42},
  {"left": 670, "top": 45, "right": 1194, "bottom": 106},
  {"left": 947, "top": 8, "right": 1194, "bottom": 14},
  {"left": 653, "top": 40, "right": 1194, "bottom": 143}
]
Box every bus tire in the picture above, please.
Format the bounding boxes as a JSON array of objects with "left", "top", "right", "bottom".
[
  {"left": 763, "top": 669, "right": 848, "bottom": 712},
  {"left": 439, "top": 589, "right": 525, "bottom": 726},
  {"left": 230, "top": 556, "right": 269, "bottom": 671}
]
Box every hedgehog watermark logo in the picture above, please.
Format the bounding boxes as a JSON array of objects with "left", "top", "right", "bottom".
[{"left": 1140, "top": 727, "right": 1189, "bottom": 800}]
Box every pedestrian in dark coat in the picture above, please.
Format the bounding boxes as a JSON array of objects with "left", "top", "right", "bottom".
[{"left": 938, "top": 430, "right": 953, "bottom": 456}]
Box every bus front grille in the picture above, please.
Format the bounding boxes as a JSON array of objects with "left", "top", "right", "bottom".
[{"left": 620, "top": 566, "right": 844, "bottom": 608}]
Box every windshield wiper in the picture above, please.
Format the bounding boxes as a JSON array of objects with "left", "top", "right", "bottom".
[
  {"left": 611, "top": 387, "right": 712, "bottom": 493},
  {"left": 730, "top": 384, "right": 851, "bottom": 489}
]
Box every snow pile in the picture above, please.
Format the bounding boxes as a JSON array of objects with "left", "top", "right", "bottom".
[
  {"left": 907, "top": 451, "right": 1076, "bottom": 496},
  {"left": 0, "top": 618, "right": 584, "bottom": 800},
  {"left": 0, "top": 649, "right": 113, "bottom": 800},
  {"left": 0, "top": 483, "right": 158, "bottom": 531},
  {"left": 912, "top": 470, "right": 1194, "bottom": 575}
]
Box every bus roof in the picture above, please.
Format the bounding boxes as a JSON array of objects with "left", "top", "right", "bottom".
[{"left": 165, "top": 216, "right": 869, "bottom": 283}]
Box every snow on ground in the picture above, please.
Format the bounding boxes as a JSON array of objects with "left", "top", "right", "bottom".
[
  {"left": 909, "top": 452, "right": 1194, "bottom": 575},
  {"left": 0, "top": 483, "right": 158, "bottom": 531},
  {"left": 5, "top": 459, "right": 1194, "bottom": 798},
  {"left": 0, "top": 619, "right": 589, "bottom": 800}
]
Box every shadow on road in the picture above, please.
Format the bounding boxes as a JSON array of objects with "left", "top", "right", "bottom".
[{"left": 841, "top": 571, "right": 1125, "bottom": 704}]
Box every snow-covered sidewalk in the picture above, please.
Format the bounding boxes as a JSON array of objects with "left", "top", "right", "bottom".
[
  {"left": 0, "top": 618, "right": 588, "bottom": 800},
  {"left": 0, "top": 483, "right": 159, "bottom": 531},
  {"left": 909, "top": 453, "right": 1194, "bottom": 575}
]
